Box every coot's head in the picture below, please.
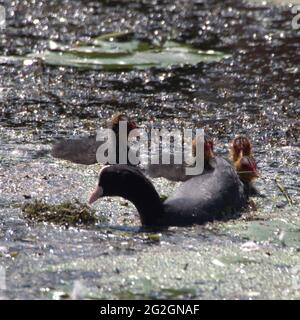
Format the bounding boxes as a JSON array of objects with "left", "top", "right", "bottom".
[
  {"left": 89, "top": 165, "right": 136, "bottom": 204},
  {"left": 88, "top": 165, "right": 164, "bottom": 226},
  {"left": 192, "top": 135, "right": 214, "bottom": 162},
  {"left": 88, "top": 165, "right": 159, "bottom": 205},
  {"left": 109, "top": 113, "right": 137, "bottom": 136},
  {"left": 235, "top": 156, "right": 259, "bottom": 183},
  {"left": 229, "top": 136, "right": 252, "bottom": 162}
]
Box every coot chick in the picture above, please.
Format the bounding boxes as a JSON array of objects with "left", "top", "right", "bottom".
[
  {"left": 229, "top": 136, "right": 262, "bottom": 197},
  {"left": 145, "top": 134, "right": 215, "bottom": 181},
  {"left": 51, "top": 113, "right": 137, "bottom": 165},
  {"left": 229, "top": 135, "right": 252, "bottom": 163}
]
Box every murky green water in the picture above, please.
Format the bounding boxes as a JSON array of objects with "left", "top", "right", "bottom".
[{"left": 0, "top": 0, "right": 299, "bottom": 299}]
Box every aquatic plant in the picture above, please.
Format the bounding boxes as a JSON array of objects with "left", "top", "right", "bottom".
[{"left": 22, "top": 199, "right": 106, "bottom": 226}]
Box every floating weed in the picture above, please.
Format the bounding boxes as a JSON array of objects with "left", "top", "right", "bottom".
[
  {"left": 160, "top": 287, "right": 197, "bottom": 299},
  {"left": 26, "top": 36, "right": 229, "bottom": 71},
  {"left": 22, "top": 199, "right": 107, "bottom": 226},
  {"left": 221, "top": 219, "right": 300, "bottom": 248},
  {"left": 117, "top": 287, "right": 196, "bottom": 300},
  {"left": 9, "top": 251, "right": 19, "bottom": 259},
  {"left": 146, "top": 233, "right": 162, "bottom": 243},
  {"left": 159, "top": 194, "right": 168, "bottom": 202}
]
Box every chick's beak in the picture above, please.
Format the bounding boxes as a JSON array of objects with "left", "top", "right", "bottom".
[{"left": 88, "top": 185, "right": 103, "bottom": 205}]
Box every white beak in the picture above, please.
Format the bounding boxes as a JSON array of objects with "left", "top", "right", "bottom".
[{"left": 88, "top": 185, "right": 103, "bottom": 204}]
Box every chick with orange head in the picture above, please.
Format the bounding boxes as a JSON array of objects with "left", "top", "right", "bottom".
[
  {"left": 229, "top": 135, "right": 259, "bottom": 185},
  {"left": 52, "top": 112, "right": 137, "bottom": 165},
  {"left": 109, "top": 112, "right": 137, "bottom": 136},
  {"left": 192, "top": 134, "right": 215, "bottom": 167},
  {"left": 229, "top": 135, "right": 252, "bottom": 162}
]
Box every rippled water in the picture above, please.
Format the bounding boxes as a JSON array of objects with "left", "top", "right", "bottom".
[{"left": 0, "top": 0, "right": 299, "bottom": 299}]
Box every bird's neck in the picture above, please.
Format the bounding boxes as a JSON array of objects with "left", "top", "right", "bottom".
[
  {"left": 238, "top": 173, "right": 257, "bottom": 184},
  {"left": 243, "top": 181, "right": 260, "bottom": 197},
  {"left": 119, "top": 177, "right": 165, "bottom": 226},
  {"left": 132, "top": 196, "right": 165, "bottom": 226}
]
